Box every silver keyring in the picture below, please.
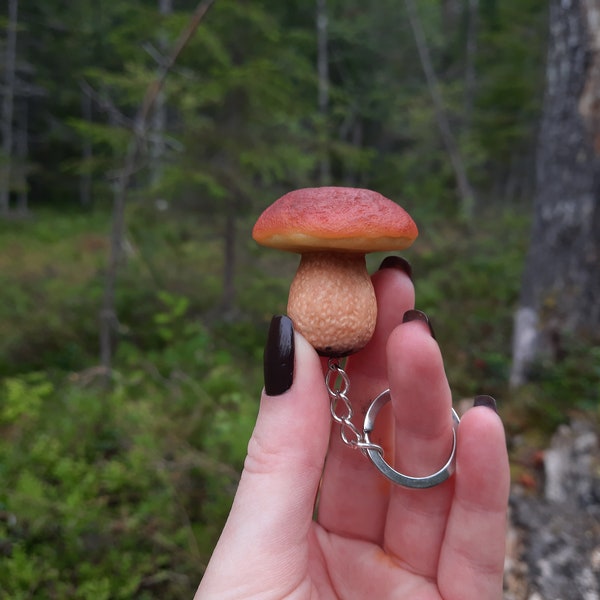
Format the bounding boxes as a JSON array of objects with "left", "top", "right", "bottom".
[{"left": 363, "top": 389, "right": 461, "bottom": 489}]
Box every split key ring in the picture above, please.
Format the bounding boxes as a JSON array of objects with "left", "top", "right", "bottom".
[{"left": 362, "top": 389, "right": 461, "bottom": 489}]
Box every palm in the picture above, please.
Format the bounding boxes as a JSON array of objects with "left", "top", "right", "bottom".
[{"left": 305, "top": 526, "right": 449, "bottom": 599}]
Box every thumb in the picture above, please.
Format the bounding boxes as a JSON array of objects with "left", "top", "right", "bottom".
[
  {"left": 199, "top": 316, "right": 330, "bottom": 590},
  {"left": 240, "top": 315, "right": 331, "bottom": 526}
]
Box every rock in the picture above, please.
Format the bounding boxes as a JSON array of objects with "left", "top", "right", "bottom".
[
  {"left": 504, "top": 507, "right": 531, "bottom": 600},
  {"left": 507, "top": 418, "right": 600, "bottom": 600}
]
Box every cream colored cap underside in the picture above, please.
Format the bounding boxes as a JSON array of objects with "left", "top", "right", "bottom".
[{"left": 258, "top": 232, "right": 416, "bottom": 253}]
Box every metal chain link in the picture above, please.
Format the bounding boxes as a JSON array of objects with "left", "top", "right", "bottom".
[{"left": 326, "top": 359, "right": 384, "bottom": 456}]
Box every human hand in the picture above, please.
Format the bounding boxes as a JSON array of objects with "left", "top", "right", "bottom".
[{"left": 195, "top": 258, "right": 510, "bottom": 599}]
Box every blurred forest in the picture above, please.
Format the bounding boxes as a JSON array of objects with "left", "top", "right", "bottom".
[{"left": 0, "top": 0, "right": 599, "bottom": 598}]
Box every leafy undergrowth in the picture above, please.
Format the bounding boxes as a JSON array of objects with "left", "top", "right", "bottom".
[
  {"left": 0, "top": 212, "right": 110, "bottom": 374},
  {"left": 409, "top": 209, "right": 529, "bottom": 401},
  {"left": 1, "top": 205, "right": 598, "bottom": 597},
  {"left": 0, "top": 313, "right": 258, "bottom": 599}
]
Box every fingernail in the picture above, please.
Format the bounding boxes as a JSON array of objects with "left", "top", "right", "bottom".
[
  {"left": 473, "top": 394, "right": 498, "bottom": 414},
  {"left": 264, "top": 315, "right": 295, "bottom": 396},
  {"left": 378, "top": 255, "right": 412, "bottom": 280},
  {"left": 402, "top": 309, "right": 436, "bottom": 339}
]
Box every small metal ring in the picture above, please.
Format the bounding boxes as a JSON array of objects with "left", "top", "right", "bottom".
[{"left": 363, "top": 389, "right": 460, "bottom": 489}]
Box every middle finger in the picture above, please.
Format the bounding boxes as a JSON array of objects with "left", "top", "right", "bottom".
[{"left": 383, "top": 315, "right": 456, "bottom": 578}]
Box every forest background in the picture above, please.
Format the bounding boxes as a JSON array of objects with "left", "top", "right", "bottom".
[{"left": 0, "top": 0, "right": 598, "bottom": 598}]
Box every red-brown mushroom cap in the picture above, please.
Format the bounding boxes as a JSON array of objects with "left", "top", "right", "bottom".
[{"left": 252, "top": 187, "right": 418, "bottom": 252}]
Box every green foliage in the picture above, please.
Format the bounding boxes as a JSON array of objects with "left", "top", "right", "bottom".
[
  {"left": 0, "top": 211, "right": 110, "bottom": 375},
  {"left": 0, "top": 208, "right": 269, "bottom": 596},
  {"left": 1, "top": 373, "right": 53, "bottom": 425},
  {"left": 410, "top": 209, "right": 529, "bottom": 399},
  {"left": 475, "top": 0, "right": 548, "bottom": 161},
  {"left": 511, "top": 343, "right": 600, "bottom": 433},
  {"left": 0, "top": 196, "right": 597, "bottom": 597},
  {"left": 153, "top": 291, "right": 191, "bottom": 343},
  {"left": 0, "top": 316, "right": 256, "bottom": 598},
  {"left": 11, "top": 0, "right": 549, "bottom": 216},
  {"left": 161, "top": 1, "right": 322, "bottom": 211},
  {"left": 0, "top": 1, "right": 592, "bottom": 595}
]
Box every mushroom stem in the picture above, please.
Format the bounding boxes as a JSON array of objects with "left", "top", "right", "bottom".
[{"left": 287, "top": 251, "right": 377, "bottom": 357}]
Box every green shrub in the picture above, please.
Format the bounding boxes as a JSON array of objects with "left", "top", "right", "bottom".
[
  {"left": 0, "top": 316, "right": 257, "bottom": 598},
  {"left": 509, "top": 341, "right": 600, "bottom": 433}
]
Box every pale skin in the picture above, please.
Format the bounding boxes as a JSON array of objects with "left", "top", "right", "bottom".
[{"left": 195, "top": 265, "right": 510, "bottom": 599}]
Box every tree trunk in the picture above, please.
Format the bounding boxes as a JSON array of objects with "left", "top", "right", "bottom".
[
  {"left": 464, "top": 0, "right": 479, "bottom": 128},
  {"left": 99, "top": 0, "right": 217, "bottom": 378},
  {"left": 441, "top": 0, "right": 461, "bottom": 28},
  {"left": 316, "top": 0, "right": 331, "bottom": 185},
  {"left": 404, "top": 0, "right": 476, "bottom": 219},
  {"left": 510, "top": 0, "right": 600, "bottom": 387},
  {"left": 80, "top": 89, "right": 93, "bottom": 207},
  {"left": 151, "top": 0, "right": 173, "bottom": 190},
  {"left": 221, "top": 203, "right": 236, "bottom": 318},
  {"left": 1, "top": 0, "right": 18, "bottom": 215},
  {"left": 16, "top": 98, "right": 28, "bottom": 214}
]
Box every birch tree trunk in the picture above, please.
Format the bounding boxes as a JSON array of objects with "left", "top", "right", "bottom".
[
  {"left": 510, "top": 0, "right": 600, "bottom": 387},
  {"left": 1, "top": 0, "right": 18, "bottom": 215}
]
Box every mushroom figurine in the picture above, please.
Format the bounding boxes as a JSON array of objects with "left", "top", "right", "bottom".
[{"left": 252, "top": 187, "right": 418, "bottom": 357}]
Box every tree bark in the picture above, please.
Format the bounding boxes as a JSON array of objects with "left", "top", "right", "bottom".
[
  {"left": 1, "top": 0, "right": 18, "bottom": 215},
  {"left": 510, "top": 0, "right": 600, "bottom": 387}
]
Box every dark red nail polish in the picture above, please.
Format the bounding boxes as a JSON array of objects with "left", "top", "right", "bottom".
[
  {"left": 264, "top": 315, "right": 295, "bottom": 396},
  {"left": 378, "top": 256, "right": 413, "bottom": 280},
  {"left": 402, "top": 309, "right": 436, "bottom": 339},
  {"left": 473, "top": 395, "right": 498, "bottom": 414}
]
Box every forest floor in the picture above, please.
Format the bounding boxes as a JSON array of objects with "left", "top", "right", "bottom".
[{"left": 504, "top": 417, "right": 600, "bottom": 600}]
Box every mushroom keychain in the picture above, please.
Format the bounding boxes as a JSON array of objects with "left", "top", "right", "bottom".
[{"left": 252, "top": 187, "right": 460, "bottom": 489}]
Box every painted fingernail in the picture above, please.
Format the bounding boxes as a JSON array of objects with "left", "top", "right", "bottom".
[
  {"left": 402, "top": 309, "right": 436, "bottom": 339},
  {"left": 378, "top": 256, "right": 413, "bottom": 280},
  {"left": 264, "top": 315, "right": 295, "bottom": 396},
  {"left": 473, "top": 395, "right": 498, "bottom": 414}
]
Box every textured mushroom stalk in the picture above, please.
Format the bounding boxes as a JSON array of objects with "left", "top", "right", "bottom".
[{"left": 288, "top": 251, "right": 376, "bottom": 357}]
